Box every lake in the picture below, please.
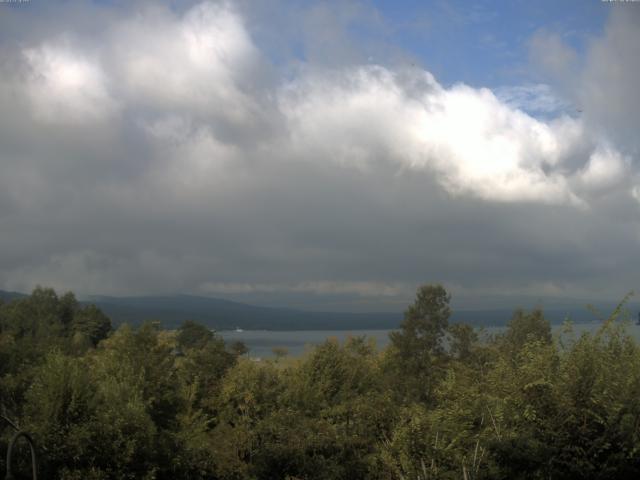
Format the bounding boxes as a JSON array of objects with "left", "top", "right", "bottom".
[
  {"left": 219, "top": 329, "right": 393, "bottom": 359},
  {"left": 219, "top": 321, "right": 640, "bottom": 359}
]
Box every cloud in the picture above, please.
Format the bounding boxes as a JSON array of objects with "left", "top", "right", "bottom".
[
  {"left": 494, "top": 83, "right": 570, "bottom": 116},
  {"left": 281, "top": 66, "right": 594, "bottom": 204},
  {"left": 10, "top": 1, "right": 626, "bottom": 208},
  {"left": 0, "top": 1, "right": 638, "bottom": 308},
  {"left": 578, "top": 145, "right": 629, "bottom": 192},
  {"left": 23, "top": 43, "right": 117, "bottom": 123},
  {"left": 140, "top": 115, "right": 242, "bottom": 190},
  {"left": 529, "top": 30, "right": 578, "bottom": 82},
  {"left": 580, "top": 7, "right": 640, "bottom": 155},
  {"left": 110, "top": 1, "right": 261, "bottom": 118},
  {"left": 200, "top": 280, "right": 408, "bottom": 297},
  {"left": 528, "top": 8, "right": 640, "bottom": 157}
]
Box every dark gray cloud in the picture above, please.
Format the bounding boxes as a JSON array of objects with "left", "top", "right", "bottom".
[{"left": 0, "top": 1, "right": 638, "bottom": 311}]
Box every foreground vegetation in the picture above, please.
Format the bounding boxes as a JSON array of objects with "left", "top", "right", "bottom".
[{"left": 1, "top": 286, "right": 639, "bottom": 479}]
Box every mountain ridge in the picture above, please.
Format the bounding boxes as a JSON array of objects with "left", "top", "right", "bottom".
[{"left": 2, "top": 289, "right": 638, "bottom": 331}]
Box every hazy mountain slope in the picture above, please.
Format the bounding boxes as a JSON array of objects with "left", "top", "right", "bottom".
[
  {"left": 2, "top": 290, "right": 638, "bottom": 330},
  {"left": 88, "top": 294, "right": 402, "bottom": 330},
  {"left": 0, "top": 290, "right": 27, "bottom": 302},
  {"left": 87, "top": 295, "right": 640, "bottom": 330}
]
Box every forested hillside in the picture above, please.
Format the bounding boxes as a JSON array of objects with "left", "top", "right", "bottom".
[{"left": 2, "top": 286, "right": 639, "bottom": 479}]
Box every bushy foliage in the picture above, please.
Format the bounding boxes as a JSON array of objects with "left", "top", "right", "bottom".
[{"left": 2, "top": 286, "right": 640, "bottom": 479}]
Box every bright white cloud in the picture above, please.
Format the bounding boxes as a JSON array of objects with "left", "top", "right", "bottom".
[
  {"left": 23, "top": 44, "right": 116, "bottom": 123},
  {"left": 112, "top": 1, "right": 261, "bottom": 124},
  {"left": 281, "top": 66, "right": 598, "bottom": 204},
  {"left": 18, "top": 2, "right": 629, "bottom": 207},
  {"left": 578, "top": 145, "right": 629, "bottom": 191}
]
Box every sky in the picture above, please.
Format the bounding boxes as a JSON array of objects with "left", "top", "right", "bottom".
[{"left": 0, "top": 0, "right": 638, "bottom": 312}]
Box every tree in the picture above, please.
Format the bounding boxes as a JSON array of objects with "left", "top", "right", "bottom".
[
  {"left": 178, "top": 334, "right": 236, "bottom": 413},
  {"left": 177, "top": 320, "right": 213, "bottom": 350},
  {"left": 72, "top": 304, "right": 111, "bottom": 346},
  {"left": 448, "top": 322, "right": 478, "bottom": 361},
  {"left": 502, "top": 308, "right": 552, "bottom": 357},
  {"left": 387, "top": 284, "right": 451, "bottom": 403},
  {"left": 229, "top": 340, "right": 249, "bottom": 357},
  {"left": 390, "top": 284, "right": 451, "bottom": 356}
]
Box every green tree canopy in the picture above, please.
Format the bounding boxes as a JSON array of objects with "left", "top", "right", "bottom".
[
  {"left": 177, "top": 320, "right": 214, "bottom": 350},
  {"left": 387, "top": 284, "right": 451, "bottom": 403}
]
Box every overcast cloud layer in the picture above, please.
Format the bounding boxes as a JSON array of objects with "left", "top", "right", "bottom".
[{"left": 0, "top": 1, "right": 638, "bottom": 311}]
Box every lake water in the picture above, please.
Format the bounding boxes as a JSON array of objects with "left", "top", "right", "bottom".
[
  {"left": 219, "top": 329, "right": 392, "bottom": 359},
  {"left": 219, "top": 322, "right": 640, "bottom": 359}
]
